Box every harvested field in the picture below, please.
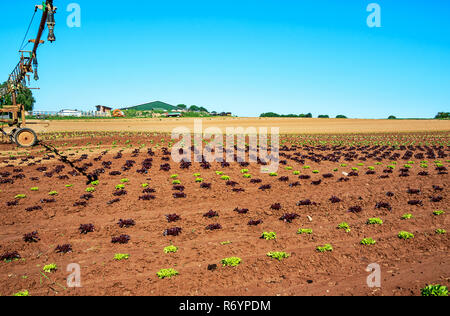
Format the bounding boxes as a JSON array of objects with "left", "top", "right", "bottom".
[
  {"left": 23, "top": 117, "right": 450, "bottom": 134},
  {"left": 0, "top": 131, "right": 448, "bottom": 296}
]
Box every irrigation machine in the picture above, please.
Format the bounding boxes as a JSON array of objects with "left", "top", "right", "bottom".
[{"left": 0, "top": 0, "right": 56, "bottom": 147}]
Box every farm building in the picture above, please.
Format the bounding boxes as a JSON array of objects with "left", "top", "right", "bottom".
[
  {"left": 96, "top": 105, "right": 113, "bottom": 113},
  {"left": 95, "top": 105, "right": 113, "bottom": 117}
]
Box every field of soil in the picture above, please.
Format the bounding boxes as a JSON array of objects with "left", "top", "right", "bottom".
[
  {"left": 0, "top": 131, "right": 448, "bottom": 296},
  {"left": 25, "top": 117, "right": 450, "bottom": 134}
]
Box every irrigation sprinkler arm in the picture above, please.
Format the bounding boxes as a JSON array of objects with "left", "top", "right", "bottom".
[
  {"left": 38, "top": 140, "right": 100, "bottom": 185},
  {"left": 2, "top": 0, "right": 57, "bottom": 95}
]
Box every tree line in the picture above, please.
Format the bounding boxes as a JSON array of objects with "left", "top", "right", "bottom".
[{"left": 260, "top": 112, "right": 347, "bottom": 119}]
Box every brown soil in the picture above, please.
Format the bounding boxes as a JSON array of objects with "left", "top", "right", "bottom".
[{"left": 0, "top": 132, "right": 448, "bottom": 296}]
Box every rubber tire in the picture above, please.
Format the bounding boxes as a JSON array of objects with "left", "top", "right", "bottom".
[{"left": 14, "top": 128, "right": 38, "bottom": 147}]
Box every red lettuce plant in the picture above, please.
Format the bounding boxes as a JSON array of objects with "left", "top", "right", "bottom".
[
  {"left": 79, "top": 224, "right": 95, "bottom": 234},
  {"left": 280, "top": 213, "right": 299, "bottom": 223},
  {"left": 166, "top": 214, "right": 181, "bottom": 223},
  {"left": 118, "top": 219, "right": 135, "bottom": 228},
  {"left": 55, "top": 244, "right": 72, "bottom": 253},
  {"left": 206, "top": 224, "right": 222, "bottom": 231},
  {"left": 111, "top": 235, "right": 131, "bottom": 244},
  {"left": 164, "top": 227, "right": 182, "bottom": 236},
  {"left": 23, "top": 231, "right": 40, "bottom": 243}
]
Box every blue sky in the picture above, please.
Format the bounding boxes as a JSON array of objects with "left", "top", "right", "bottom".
[{"left": 1, "top": 0, "right": 449, "bottom": 118}]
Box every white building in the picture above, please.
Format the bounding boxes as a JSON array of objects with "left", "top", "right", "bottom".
[{"left": 58, "top": 109, "right": 83, "bottom": 117}]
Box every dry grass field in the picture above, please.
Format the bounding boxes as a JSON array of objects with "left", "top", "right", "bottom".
[{"left": 26, "top": 117, "right": 450, "bottom": 134}]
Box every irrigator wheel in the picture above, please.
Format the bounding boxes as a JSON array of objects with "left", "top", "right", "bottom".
[{"left": 14, "top": 128, "right": 38, "bottom": 147}]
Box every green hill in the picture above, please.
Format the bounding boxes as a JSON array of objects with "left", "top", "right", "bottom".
[{"left": 122, "top": 101, "right": 176, "bottom": 111}]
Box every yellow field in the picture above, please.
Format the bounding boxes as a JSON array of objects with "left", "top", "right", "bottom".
[{"left": 26, "top": 117, "right": 450, "bottom": 134}]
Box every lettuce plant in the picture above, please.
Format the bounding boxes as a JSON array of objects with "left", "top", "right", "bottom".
[
  {"left": 164, "top": 245, "right": 178, "bottom": 253},
  {"left": 401, "top": 213, "right": 413, "bottom": 220},
  {"left": 367, "top": 218, "right": 383, "bottom": 225},
  {"left": 317, "top": 244, "right": 333, "bottom": 252},
  {"left": 157, "top": 268, "right": 179, "bottom": 279},
  {"left": 221, "top": 257, "right": 242, "bottom": 267},
  {"left": 421, "top": 284, "right": 448, "bottom": 296},
  {"left": 43, "top": 264, "right": 57, "bottom": 273},
  {"left": 267, "top": 252, "right": 290, "bottom": 261},
  {"left": 398, "top": 231, "right": 414, "bottom": 240},
  {"left": 261, "top": 232, "right": 276, "bottom": 240},
  {"left": 114, "top": 254, "right": 130, "bottom": 261},
  {"left": 338, "top": 222, "right": 351, "bottom": 233},
  {"left": 360, "top": 238, "right": 376, "bottom": 245},
  {"left": 297, "top": 228, "right": 313, "bottom": 235}
]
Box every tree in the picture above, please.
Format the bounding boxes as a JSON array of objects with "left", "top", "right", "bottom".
[
  {"left": 260, "top": 112, "right": 281, "bottom": 117},
  {"left": 435, "top": 112, "right": 449, "bottom": 119},
  {"left": 198, "top": 106, "right": 209, "bottom": 113},
  {"left": 318, "top": 115, "right": 330, "bottom": 118},
  {"left": 189, "top": 105, "right": 201, "bottom": 112},
  {"left": 336, "top": 115, "right": 347, "bottom": 119},
  {"left": 0, "top": 82, "right": 35, "bottom": 111},
  {"left": 177, "top": 104, "right": 187, "bottom": 110},
  {"left": 299, "top": 113, "right": 313, "bottom": 118},
  {"left": 388, "top": 115, "right": 397, "bottom": 120}
]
